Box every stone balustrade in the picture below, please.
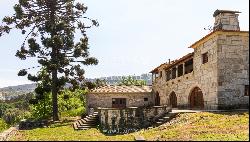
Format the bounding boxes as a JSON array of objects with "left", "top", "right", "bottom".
[{"left": 97, "top": 105, "right": 171, "bottom": 134}]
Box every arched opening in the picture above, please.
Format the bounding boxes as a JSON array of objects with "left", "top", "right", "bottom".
[
  {"left": 189, "top": 87, "right": 204, "bottom": 109},
  {"left": 155, "top": 92, "right": 160, "bottom": 106},
  {"left": 169, "top": 92, "right": 177, "bottom": 108}
]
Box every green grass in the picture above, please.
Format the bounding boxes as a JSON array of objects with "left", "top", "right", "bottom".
[
  {"left": 0, "top": 118, "right": 9, "bottom": 133},
  {"left": 10, "top": 111, "right": 249, "bottom": 141}
]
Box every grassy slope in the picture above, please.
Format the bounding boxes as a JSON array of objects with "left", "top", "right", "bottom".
[
  {"left": 0, "top": 118, "right": 9, "bottom": 133},
  {"left": 10, "top": 111, "right": 249, "bottom": 141}
]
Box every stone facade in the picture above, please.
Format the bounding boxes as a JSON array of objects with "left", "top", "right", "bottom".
[
  {"left": 87, "top": 92, "right": 153, "bottom": 109},
  {"left": 86, "top": 85, "right": 153, "bottom": 114},
  {"left": 151, "top": 10, "right": 249, "bottom": 110}
]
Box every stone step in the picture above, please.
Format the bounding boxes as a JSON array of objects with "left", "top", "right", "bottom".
[
  {"left": 134, "top": 135, "right": 145, "bottom": 141},
  {"left": 77, "top": 120, "right": 85, "bottom": 126},
  {"left": 73, "top": 123, "right": 79, "bottom": 130},
  {"left": 77, "top": 125, "right": 95, "bottom": 128},
  {"left": 158, "top": 119, "right": 164, "bottom": 122},
  {"left": 78, "top": 124, "right": 97, "bottom": 128},
  {"left": 78, "top": 121, "right": 97, "bottom": 125},
  {"left": 83, "top": 118, "right": 97, "bottom": 122},
  {"left": 77, "top": 127, "right": 92, "bottom": 130},
  {"left": 86, "top": 116, "right": 98, "bottom": 119},
  {"left": 163, "top": 116, "right": 170, "bottom": 120},
  {"left": 156, "top": 122, "right": 163, "bottom": 124}
]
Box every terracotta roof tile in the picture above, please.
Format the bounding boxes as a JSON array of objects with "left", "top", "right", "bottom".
[{"left": 90, "top": 85, "right": 152, "bottom": 94}]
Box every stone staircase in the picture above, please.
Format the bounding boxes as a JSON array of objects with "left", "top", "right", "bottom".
[
  {"left": 152, "top": 112, "right": 178, "bottom": 127},
  {"left": 73, "top": 112, "right": 99, "bottom": 130}
]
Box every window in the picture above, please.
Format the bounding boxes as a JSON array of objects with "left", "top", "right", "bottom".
[
  {"left": 177, "top": 64, "right": 183, "bottom": 77},
  {"left": 144, "top": 98, "right": 148, "bottom": 101},
  {"left": 202, "top": 52, "right": 208, "bottom": 64},
  {"left": 172, "top": 67, "right": 177, "bottom": 79},
  {"left": 112, "top": 98, "right": 126, "bottom": 108},
  {"left": 159, "top": 71, "right": 162, "bottom": 78},
  {"left": 166, "top": 70, "right": 171, "bottom": 81},
  {"left": 184, "top": 59, "right": 193, "bottom": 74},
  {"left": 245, "top": 85, "right": 249, "bottom": 96}
]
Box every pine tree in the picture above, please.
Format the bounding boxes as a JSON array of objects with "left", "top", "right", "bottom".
[{"left": 0, "top": 0, "right": 99, "bottom": 121}]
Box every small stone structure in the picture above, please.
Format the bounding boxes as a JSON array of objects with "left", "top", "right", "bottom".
[
  {"left": 87, "top": 85, "right": 153, "bottom": 114},
  {"left": 97, "top": 105, "right": 171, "bottom": 134},
  {"left": 150, "top": 9, "right": 249, "bottom": 110}
]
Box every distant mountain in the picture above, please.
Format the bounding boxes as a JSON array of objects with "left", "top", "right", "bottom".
[
  {"left": 0, "top": 73, "right": 152, "bottom": 100},
  {"left": 0, "top": 83, "right": 36, "bottom": 101},
  {"left": 86, "top": 73, "right": 152, "bottom": 85}
]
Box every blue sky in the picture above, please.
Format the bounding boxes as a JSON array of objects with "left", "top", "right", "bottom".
[{"left": 0, "top": 0, "right": 249, "bottom": 88}]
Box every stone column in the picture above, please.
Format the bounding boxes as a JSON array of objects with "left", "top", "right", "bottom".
[
  {"left": 183, "top": 63, "right": 185, "bottom": 75},
  {"left": 175, "top": 66, "right": 178, "bottom": 78}
]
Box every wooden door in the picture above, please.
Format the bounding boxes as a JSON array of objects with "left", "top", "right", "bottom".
[
  {"left": 189, "top": 87, "right": 204, "bottom": 109},
  {"left": 155, "top": 92, "right": 160, "bottom": 106},
  {"left": 169, "top": 92, "right": 177, "bottom": 108}
]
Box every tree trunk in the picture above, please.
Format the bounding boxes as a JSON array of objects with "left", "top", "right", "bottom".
[
  {"left": 49, "top": 0, "right": 59, "bottom": 121},
  {"left": 52, "top": 69, "right": 59, "bottom": 121}
]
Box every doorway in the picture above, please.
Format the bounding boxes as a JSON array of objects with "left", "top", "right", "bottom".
[{"left": 189, "top": 87, "right": 204, "bottom": 109}]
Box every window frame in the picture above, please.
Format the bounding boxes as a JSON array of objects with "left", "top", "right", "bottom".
[
  {"left": 202, "top": 52, "right": 208, "bottom": 64},
  {"left": 245, "top": 85, "right": 249, "bottom": 96}
]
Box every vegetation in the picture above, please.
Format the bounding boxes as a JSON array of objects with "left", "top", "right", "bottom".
[
  {"left": 29, "top": 88, "right": 87, "bottom": 120},
  {"left": 0, "top": 118, "right": 9, "bottom": 133},
  {"left": 119, "top": 76, "right": 146, "bottom": 86},
  {"left": 0, "top": 0, "right": 98, "bottom": 121},
  {"left": 0, "top": 93, "right": 32, "bottom": 125},
  {"left": 10, "top": 111, "right": 249, "bottom": 141},
  {"left": 0, "top": 88, "right": 86, "bottom": 132}
]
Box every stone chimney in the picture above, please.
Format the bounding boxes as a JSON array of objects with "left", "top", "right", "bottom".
[{"left": 213, "top": 9, "right": 241, "bottom": 31}]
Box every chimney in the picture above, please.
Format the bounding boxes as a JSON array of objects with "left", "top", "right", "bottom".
[
  {"left": 213, "top": 9, "right": 241, "bottom": 31},
  {"left": 168, "top": 59, "right": 171, "bottom": 64}
]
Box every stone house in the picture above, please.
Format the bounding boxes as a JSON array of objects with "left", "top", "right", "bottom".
[
  {"left": 150, "top": 10, "right": 249, "bottom": 110},
  {"left": 86, "top": 85, "right": 153, "bottom": 112}
]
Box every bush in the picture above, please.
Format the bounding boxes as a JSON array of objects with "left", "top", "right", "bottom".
[
  {"left": 30, "top": 92, "right": 52, "bottom": 120},
  {"left": 0, "top": 103, "right": 14, "bottom": 118},
  {"left": 58, "top": 89, "right": 87, "bottom": 117},
  {"left": 61, "top": 107, "right": 86, "bottom": 117},
  {"left": 2, "top": 108, "right": 23, "bottom": 125},
  {"left": 0, "top": 118, "right": 9, "bottom": 132},
  {"left": 30, "top": 89, "right": 87, "bottom": 120}
]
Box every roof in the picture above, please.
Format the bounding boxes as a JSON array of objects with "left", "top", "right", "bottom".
[
  {"left": 213, "top": 9, "right": 241, "bottom": 17},
  {"left": 150, "top": 62, "right": 168, "bottom": 73},
  {"left": 189, "top": 30, "right": 249, "bottom": 49},
  {"left": 163, "top": 52, "right": 194, "bottom": 70},
  {"left": 150, "top": 52, "right": 194, "bottom": 73},
  {"left": 90, "top": 85, "right": 152, "bottom": 94}
]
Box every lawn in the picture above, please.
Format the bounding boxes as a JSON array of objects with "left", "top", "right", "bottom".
[{"left": 10, "top": 111, "right": 249, "bottom": 141}]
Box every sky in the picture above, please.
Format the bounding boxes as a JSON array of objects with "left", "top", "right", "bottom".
[{"left": 0, "top": 0, "right": 249, "bottom": 88}]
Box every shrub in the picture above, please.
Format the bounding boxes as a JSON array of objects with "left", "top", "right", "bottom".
[
  {"left": 0, "top": 103, "right": 14, "bottom": 118},
  {"left": 2, "top": 108, "right": 23, "bottom": 125},
  {"left": 0, "top": 118, "right": 9, "bottom": 132},
  {"left": 30, "top": 92, "right": 52, "bottom": 120},
  {"left": 61, "top": 107, "right": 86, "bottom": 117},
  {"left": 30, "top": 89, "right": 87, "bottom": 120}
]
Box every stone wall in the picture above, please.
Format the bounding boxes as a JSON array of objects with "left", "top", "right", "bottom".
[
  {"left": 152, "top": 31, "right": 249, "bottom": 110},
  {"left": 0, "top": 126, "right": 18, "bottom": 141},
  {"left": 97, "top": 105, "right": 171, "bottom": 134},
  {"left": 214, "top": 12, "right": 240, "bottom": 31},
  {"left": 217, "top": 32, "right": 249, "bottom": 109},
  {"left": 87, "top": 93, "right": 153, "bottom": 113},
  {"left": 153, "top": 34, "right": 219, "bottom": 109}
]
